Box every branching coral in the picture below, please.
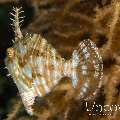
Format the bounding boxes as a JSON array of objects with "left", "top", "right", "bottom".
[
  {"left": 1, "top": 0, "right": 120, "bottom": 120},
  {"left": 6, "top": 100, "right": 22, "bottom": 120}
]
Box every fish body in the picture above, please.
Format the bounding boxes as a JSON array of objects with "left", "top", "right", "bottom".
[{"left": 5, "top": 7, "right": 103, "bottom": 115}]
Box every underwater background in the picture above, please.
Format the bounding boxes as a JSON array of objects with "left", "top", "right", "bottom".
[{"left": 0, "top": 0, "right": 120, "bottom": 120}]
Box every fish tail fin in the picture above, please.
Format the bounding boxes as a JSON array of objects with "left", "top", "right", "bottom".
[{"left": 70, "top": 39, "right": 103, "bottom": 97}]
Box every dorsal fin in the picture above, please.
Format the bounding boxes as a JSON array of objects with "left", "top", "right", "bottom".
[{"left": 10, "top": 7, "right": 24, "bottom": 41}]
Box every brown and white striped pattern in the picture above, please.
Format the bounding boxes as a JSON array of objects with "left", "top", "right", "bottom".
[
  {"left": 5, "top": 7, "right": 103, "bottom": 115},
  {"left": 5, "top": 35, "right": 103, "bottom": 115}
]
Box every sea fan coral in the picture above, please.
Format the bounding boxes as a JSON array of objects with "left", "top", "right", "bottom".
[{"left": 0, "top": 0, "right": 120, "bottom": 120}]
